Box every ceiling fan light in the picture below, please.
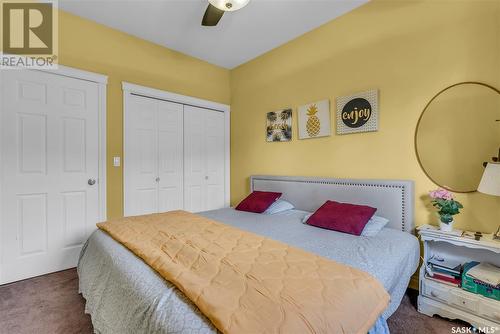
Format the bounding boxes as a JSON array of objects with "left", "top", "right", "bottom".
[{"left": 208, "top": 0, "right": 250, "bottom": 12}]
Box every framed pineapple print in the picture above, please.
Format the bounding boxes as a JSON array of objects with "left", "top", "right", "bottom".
[
  {"left": 266, "top": 109, "right": 292, "bottom": 142},
  {"left": 298, "top": 100, "right": 331, "bottom": 139}
]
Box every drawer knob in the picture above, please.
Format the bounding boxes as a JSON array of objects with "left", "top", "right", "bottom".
[{"left": 430, "top": 291, "right": 438, "bottom": 298}]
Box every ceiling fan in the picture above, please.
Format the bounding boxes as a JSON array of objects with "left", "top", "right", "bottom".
[{"left": 202, "top": 0, "right": 250, "bottom": 26}]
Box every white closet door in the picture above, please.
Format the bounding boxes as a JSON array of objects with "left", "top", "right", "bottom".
[
  {"left": 1, "top": 70, "right": 100, "bottom": 284},
  {"left": 184, "top": 106, "right": 225, "bottom": 212},
  {"left": 184, "top": 106, "right": 206, "bottom": 212},
  {"left": 158, "top": 101, "right": 184, "bottom": 212},
  {"left": 124, "top": 95, "right": 184, "bottom": 216},
  {"left": 124, "top": 95, "right": 159, "bottom": 216},
  {"left": 205, "top": 111, "right": 225, "bottom": 210}
]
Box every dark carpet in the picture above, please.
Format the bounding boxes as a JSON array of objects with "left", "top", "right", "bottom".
[{"left": 0, "top": 268, "right": 468, "bottom": 334}]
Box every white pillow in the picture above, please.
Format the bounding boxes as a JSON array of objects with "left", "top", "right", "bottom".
[
  {"left": 302, "top": 212, "right": 313, "bottom": 223},
  {"left": 302, "top": 213, "right": 389, "bottom": 237},
  {"left": 264, "top": 199, "right": 295, "bottom": 214},
  {"left": 361, "top": 216, "right": 389, "bottom": 237}
]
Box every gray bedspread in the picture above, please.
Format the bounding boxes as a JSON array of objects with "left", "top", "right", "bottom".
[{"left": 78, "top": 208, "right": 419, "bottom": 334}]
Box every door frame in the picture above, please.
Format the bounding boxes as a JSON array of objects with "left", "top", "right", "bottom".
[
  {"left": 122, "top": 81, "right": 231, "bottom": 214},
  {"left": 0, "top": 65, "right": 108, "bottom": 283}
]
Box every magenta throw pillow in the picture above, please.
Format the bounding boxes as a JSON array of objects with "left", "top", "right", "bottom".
[
  {"left": 306, "top": 200, "right": 377, "bottom": 236},
  {"left": 235, "top": 191, "right": 282, "bottom": 213}
]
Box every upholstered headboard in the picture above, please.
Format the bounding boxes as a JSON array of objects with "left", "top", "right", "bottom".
[{"left": 250, "top": 175, "right": 415, "bottom": 233}]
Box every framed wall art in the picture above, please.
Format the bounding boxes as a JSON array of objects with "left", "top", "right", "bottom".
[
  {"left": 298, "top": 99, "right": 331, "bottom": 139},
  {"left": 336, "top": 89, "right": 378, "bottom": 135},
  {"left": 266, "top": 108, "right": 292, "bottom": 142}
]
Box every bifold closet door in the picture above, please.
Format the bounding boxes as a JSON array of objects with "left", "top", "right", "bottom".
[
  {"left": 158, "top": 101, "right": 184, "bottom": 212},
  {"left": 184, "top": 106, "right": 225, "bottom": 212},
  {"left": 124, "top": 95, "right": 183, "bottom": 216}
]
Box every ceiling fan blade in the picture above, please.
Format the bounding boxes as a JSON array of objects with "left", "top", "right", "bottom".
[{"left": 202, "top": 4, "right": 224, "bottom": 26}]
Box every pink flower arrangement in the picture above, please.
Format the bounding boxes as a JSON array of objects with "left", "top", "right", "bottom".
[
  {"left": 429, "top": 188, "right": 453, "bottom": 200},
  {"left": 429, "top": 188, "right": 463, "bottom": 224}
]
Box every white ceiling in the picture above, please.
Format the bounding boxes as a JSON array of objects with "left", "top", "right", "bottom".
[{"left": 59, "top": 0, "right": 369, "bottom": 69}]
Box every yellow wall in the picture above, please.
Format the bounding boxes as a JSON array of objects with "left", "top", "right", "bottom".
[
  {"left": 230, "top": 0, "right": 500, "bottom": 232},
  {"left": 58, "top": 11, "right": 231, "bottom": 219}
]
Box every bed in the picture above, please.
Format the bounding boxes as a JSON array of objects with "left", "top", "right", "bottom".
[{"left": 78, "top": 176, "right": 420, "bottom": 333}]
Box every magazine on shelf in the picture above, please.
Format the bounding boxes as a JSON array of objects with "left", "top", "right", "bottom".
[
  {"left": 425, "top": 274, "right": 460, "bottom": 287},
  {"left": 432, "top": 273, "right": 461, "bottom": 285},
  {"left": 466, "top": 263, "right": 500, "bottom": 286},
  {"left": 430, "top": 266, "right": 461, "bottom": 278},
  {"left": 428, "top": 257, "right": 463, "bottom": 273}
]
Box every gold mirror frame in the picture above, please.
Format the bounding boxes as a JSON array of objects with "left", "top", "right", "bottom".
[{"left": 415, "top": 81, "right": 500, "bottom": 193}]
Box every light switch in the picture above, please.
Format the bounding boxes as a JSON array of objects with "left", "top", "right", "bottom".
[{"left": 113, "top": 156, "right": 121, "bottom": 167}]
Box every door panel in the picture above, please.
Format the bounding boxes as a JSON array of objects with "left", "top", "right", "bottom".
[
  {"left": 124, "top": 95, "right": 158, "bottom": 216},
  {"left": 62, "top": 117, "right": 87, "bottom": 172},
  {"left": 184, "top": 106, "right": 225, "bottom": 212},
  {"left": 138, "top": 130, "right": 156, "bottom": 174},
  {"left": 158, "top": 101, "right": 183, "bottom": 212},
  {"left": 18, "top": 113, "right": 48, "bottom": 173},
  {"left": 137, "top": 188, "right": 157, "bottom": 215},
  {"left": 61, "top": 191, "right": 87, "bottom": 247},
  {"left": 1, "top": 70, "right": 100, "bottom": 284},
  {"left": 184, "top": 106, "right": 206, "bottom": 212},
  {"left": 62, "top": 88, "right": 87, "bottom": 109},
  {"left": 205, "top": 111, "right": 225, "bottom": 210},
  {"left": 124, "top": 96, "right": 184, "bottom": 215},
  {"left": 17, "top": 193, "right": 48, "bottom": 255}
]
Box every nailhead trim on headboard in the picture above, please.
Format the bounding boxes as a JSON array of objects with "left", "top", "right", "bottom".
[{"left": 251, "top": 177, "right": 411, "bottom": 232}]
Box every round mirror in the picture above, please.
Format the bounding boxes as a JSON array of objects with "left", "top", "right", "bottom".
[{"left": 416, "top": 82, "right": 500, "bottom": 193}]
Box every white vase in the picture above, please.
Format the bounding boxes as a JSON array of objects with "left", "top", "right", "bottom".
[{"left": 439, "top": 220, "right": 454, "bottom": 232}]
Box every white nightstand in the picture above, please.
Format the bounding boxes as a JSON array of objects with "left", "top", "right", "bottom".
[{"left": 417, "top": 224, "right": 500, "bottom": 330}]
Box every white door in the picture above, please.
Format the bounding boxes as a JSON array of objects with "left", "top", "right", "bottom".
[
  {"left": 184, "top": 106, "right": 225, "bottom": 212},
  {"left": 124, "top": 95, "right": 158, "bottom": 216},
  {"left": 158, "top": 101, "right": 184, "bottom": 212},
  {"left": 124, "top": 94, "right": 183, "bottom": 216},
  {"left": 1, "top": 70, "right": 100, "bottom": 284},
  {"left": 205, "top": 110, "right": 225, "bottom": 211}
]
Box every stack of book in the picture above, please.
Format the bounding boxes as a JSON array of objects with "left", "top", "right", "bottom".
[
  {"left": 466, "top": 262, "right": 500, "bottom": 286},
  {"left": 427, "top": 257, "right": 463, "bottom": 287}
]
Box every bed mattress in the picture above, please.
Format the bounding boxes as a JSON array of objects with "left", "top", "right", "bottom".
[{"left": 78, "top": 208, "right": 419, "bottom": 334}]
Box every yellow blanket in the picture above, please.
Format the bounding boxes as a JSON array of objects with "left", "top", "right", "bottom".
[{"left": 97, "top": 210, "right": 389, "bottom": 334}]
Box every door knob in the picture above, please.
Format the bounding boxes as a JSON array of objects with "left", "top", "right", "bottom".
[
  {"left": 155, "top": 177, "right": 160, "bottom": 182},
  {"left": 88, "top": 179, "right": 96, "bottom": 186}
]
